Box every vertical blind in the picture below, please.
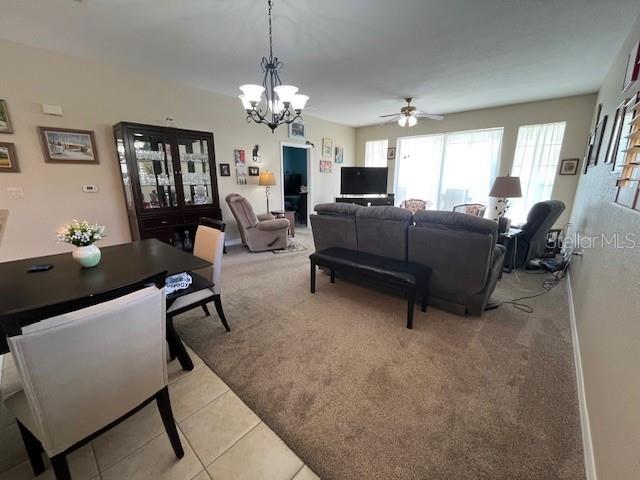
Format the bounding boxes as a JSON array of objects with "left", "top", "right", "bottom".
[
  {"left": 394, "top": 128, "right": 503, "bottom": 210},
  {"left": 364, "top": 139, "right": 388, "bottom": 167},
  {"left": 509, "top": 122, "right": 566, "bottom": 225}
]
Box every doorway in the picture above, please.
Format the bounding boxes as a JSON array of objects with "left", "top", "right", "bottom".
[{"left": 280, "top": 143, "right": 311, "bottom": 227}]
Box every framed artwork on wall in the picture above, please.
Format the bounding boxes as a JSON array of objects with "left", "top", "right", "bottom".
[
  {"left": 322, "top": 137, "right": 333, "bottom": 158},
  {"left": 0, "top": 100, "right": 12, "bottom": 134},
  {"left": 39, "top": 127, "right": 98, "bottom": 164},
  {"left": 605, "top": 99, "right": 628, "bottom": 165},
  {"left": 219, "top": 163, "right": 230, "bottom": 176},
  {"left": 335, "top": 146, "right": 344, "bottom": 164},
  {"left": 387, "top": 146, "right": 396, "bottom": 160},
  {"left": 249, "top": 166, "right": 260, "bottom": 176},
  {"left": 289, "top": 121, "right": 305, "bottom": 140},
  {"left": 622, "top": 40, "right": 640, "bottom": 93},
  {"left": 0, "top": 142, "right": 19, "bottom": 172},
  {"left": 319, "top": 160, "right": 332, "bottom": 173},
  {"left": 559, "top": 158, "right": 579, "bottom": 175}
]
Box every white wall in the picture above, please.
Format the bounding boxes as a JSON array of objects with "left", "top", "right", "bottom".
[
  {"left": 568, "top": 14, "right": 640, "bottom": 480},
  {"left": 356, "top": 95, "right": 596, "bottom": 226},
  {"left": 0, "top": 40, "right": 355, "bottom": 261}
]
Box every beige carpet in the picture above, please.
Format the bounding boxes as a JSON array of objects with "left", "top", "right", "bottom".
[{"left": 175, "top": 229, "right": 585, "bottom": 480}]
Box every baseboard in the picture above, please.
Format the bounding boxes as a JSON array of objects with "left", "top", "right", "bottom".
[{"left": 567, "top": 272, "right": 597, "bottom": 480}]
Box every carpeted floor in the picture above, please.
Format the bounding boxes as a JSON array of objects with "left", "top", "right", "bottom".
[{"left": 175, "top": 228, "right": 585, "bottom": 480}]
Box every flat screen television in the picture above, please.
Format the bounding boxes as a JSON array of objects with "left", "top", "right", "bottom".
[{"left": 340, "top": 167, "right": 388, "bottom": 195}]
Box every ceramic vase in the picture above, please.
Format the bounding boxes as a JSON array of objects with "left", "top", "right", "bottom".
[{"left": 72, "top": 244, "right": 101, "bottom": 268}]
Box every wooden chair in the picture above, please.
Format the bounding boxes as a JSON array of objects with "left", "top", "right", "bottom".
[
  {"left": 166, "top": 218, "right": 230, "bottom": 332},
  {"left": 453, "top": 203, "right": 487, "bottom": 218},
  {"left": 2, "top": 276, "right": 183, "bottom": 479}
]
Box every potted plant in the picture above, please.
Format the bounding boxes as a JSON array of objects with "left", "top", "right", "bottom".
[{"left": 57, "top": 220, "right": 106, "bottom": 268}]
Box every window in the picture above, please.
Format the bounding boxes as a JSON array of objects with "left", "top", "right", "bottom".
[
  {"left": 394, "top": 128, "right": 503, "bottom": 211},
  {"left": 509, "top": 122, "right": 566, "bottom": 225},
  {"left": 364, "top": 139, "right": 388, "bottom": 167}
]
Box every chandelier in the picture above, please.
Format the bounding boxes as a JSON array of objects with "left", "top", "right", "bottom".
[{"left": 239, "top": 0, "right": 309, "bottom": 132}]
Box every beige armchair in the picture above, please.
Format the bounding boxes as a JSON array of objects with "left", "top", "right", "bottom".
[{"left": 225, "top": 193, "right": 289, "bottom": 251}]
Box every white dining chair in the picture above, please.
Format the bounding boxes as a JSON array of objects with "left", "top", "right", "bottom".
[
  {"left": 2, "top": 279, "right": 183, "bottom": 480},
  {"left": 167, "top": 218, "right": 230, "bottom": 332}
]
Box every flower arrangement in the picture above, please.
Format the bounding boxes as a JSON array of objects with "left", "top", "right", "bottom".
[{"left": 57, "top": 220, "right": 106, "bottom": 247}]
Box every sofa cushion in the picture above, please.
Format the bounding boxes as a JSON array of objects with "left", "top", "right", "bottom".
[
  {"left": 356, "top": 206, "right": 413, "bottom": 261},
  {"left": 413, "top": 210, "right": 498, "bottom": 245},
  {"left": 314, "top": 202, "right": 363, "bottom": 216}
]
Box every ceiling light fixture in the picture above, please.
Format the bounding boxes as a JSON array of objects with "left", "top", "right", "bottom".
[{"left": 239, "top": 0, "right": 309, "bottom": 133}]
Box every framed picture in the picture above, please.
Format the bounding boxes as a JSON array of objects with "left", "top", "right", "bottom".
[
  {"left": 605, "top": 99, "right": 628, "bottom": 165},
  {"left": 319, "top": 160, "right": 332, "bottom": 173},
  {"left": 0, "top": 100, "right": 12, "bottom": 134},
  {"left": 622, "top": 40, "right": 640, "bottom": 92},
  {"left": 387, "top": 147, "right": 396, "bottom": 160},
  {"left": 219, "top": 163, "right": 230, "bottom": 177},
  {"left": 584, "top": 115, "right": 608, "bottom": 173},
  {"left": 248, "top": 166, "right": 260, "bottom": 176},
  {"left": 322, "top": 137, "right": 333, "bottom": 158},
  {"left": 335, "top": 146, "right": 344, "bottom": 164},
  {"left": 39, "top": 127, "right": 98, "bottom": 164},
  {"left": 289, "top": 121, "right": 305, "bottom": 140},
  {"left": 559, "top": 158, "right": 579, "bottom": 175},
  {"left": 233, "top": 149, "right": 245, "bottom": 166},
  {"left": 252, "top": 144, "right": 261, "bottom": 163},
  {"left": 0, "top": 142, "right": 19, "bottom": 172}
]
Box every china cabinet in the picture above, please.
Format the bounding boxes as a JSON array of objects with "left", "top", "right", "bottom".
[{"left": 113, "top": 122, "right": 221, "bottom": 250}]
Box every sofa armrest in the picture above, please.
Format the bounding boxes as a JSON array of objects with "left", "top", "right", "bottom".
[
  {"left": 257, "top": 213, "right": 275, "bottom": 221},
  {"left": 256, "top": 218, "right": 290, "bottom": 231},
  {"left": 492, "top": 244, "right": 506, "bottom": 271}
]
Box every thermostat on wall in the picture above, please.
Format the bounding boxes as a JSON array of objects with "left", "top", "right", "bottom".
[{"left": 82, "top": 185, "right": 98, "bottom": 193}]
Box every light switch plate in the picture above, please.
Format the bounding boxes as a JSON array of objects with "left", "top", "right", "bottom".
[
  {"left": 7, "top": 187, "right": 24, "bottom": 200},
  {"left": 41, "top": 104, "right": 64, "bottom": 116},
  {"left": 82, "top": 184, "right": 98, "bottom": 193}
]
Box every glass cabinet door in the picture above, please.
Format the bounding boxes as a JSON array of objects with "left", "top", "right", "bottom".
[
  {"left": 132, "top": 133, "right": 178, "bottom": 210},
  {"left": 177, "top": 137, "right": 214, "bottom": 206}
]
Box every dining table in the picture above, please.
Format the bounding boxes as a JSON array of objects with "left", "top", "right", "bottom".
[{"left": 0, "top": 238, "right": 212, "bottom": 371}]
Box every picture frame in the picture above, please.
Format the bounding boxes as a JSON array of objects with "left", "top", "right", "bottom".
[
  {"left": 289, "top": 121, "right": 306, "bottom": 140},
  {"left": 335, "top": 146, "right": 344, "bottom": 164},
  {"left": 322, "top": 137, "right": 333, "bottom": 158},
  {"left": 219, "top": 163, "right": 230, "bottom": 177},
  {"left": 248, "top": 166, "right": 260, "bottom": 176},
  {"left": 622, "top": 40, "right": 640, "bottom": 93},
  {"left": 387, "top": 147, "right": 396, "bottom": 160},
  {"left": 38, "top": 127, "right": 99, "bottom": 164},
  {"left": 614, "top": 93, "right": 640, "bottom": 172},
  {"left": 584, "top": 114, "right": 608, "bottom": 173},
  {"left": 319, "top": 160, "right": 332, "bottom": 173},
  {"left": 0, "top": 142, "right": 19, "bottom": 172},
  {"left": 559, "top": 158, "right": 579, "bottom": 175},
  {"left": 0, "top": 100, "right": 13, "bottom": 134},
  {"left": 605, "top": 99, "right": 628, "bottom": 165}
]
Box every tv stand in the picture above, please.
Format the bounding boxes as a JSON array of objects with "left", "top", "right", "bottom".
[{"left": 335, "top": 195, "right": 394, "bottom": 207}]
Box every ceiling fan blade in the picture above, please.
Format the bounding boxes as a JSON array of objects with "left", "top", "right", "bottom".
[
  {"left": 417, "top": 112, "right": 444, "bottom": 121},
  {"left": 379, "top": 113, "right": 401, "bottom": 118},
  {"left": 379, "top": 115, "right": 401, "bottom": 126}
]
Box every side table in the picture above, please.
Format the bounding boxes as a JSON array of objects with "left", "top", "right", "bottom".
[{"left": 270, "top": 210, "right": 296, "bottom": 237}]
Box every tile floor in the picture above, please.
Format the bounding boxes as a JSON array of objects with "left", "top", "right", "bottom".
[{"left": 0, "top": 347, "right": 319, "bottom": 480}]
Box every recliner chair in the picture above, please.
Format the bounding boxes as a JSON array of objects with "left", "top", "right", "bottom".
[
  {"left": 225, "top": 193, "right": 289, "bottom": 252},
  {"left": 509, "top": 200, "right": 566, "bottom": 268}
]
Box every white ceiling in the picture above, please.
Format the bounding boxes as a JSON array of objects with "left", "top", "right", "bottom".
[{"left": 1, "top": 0, "right": 639, "bottom": 127}]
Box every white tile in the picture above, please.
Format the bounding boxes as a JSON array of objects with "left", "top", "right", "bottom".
[
  {"left": 0, "top": 444, "right": 97, "bottom": 480},
  {"left": 92, "top": 403, "right": 165, "bottom": 470},
  {"left": 101, "top": 430, "right": 202, "bottom": 480},
  {"left": 206, "top": 423, "right": 303, "bottom": 480},
  {"left": 190, "top": 471, "right": 211, "bottom": 480},
  {"left": 292, "top": 465, "right": 321, "bottom": 480},
  {"left": 180, "top": 391, "right": 260, "bottom": 466},
  {"left": 169, "top": 367, "right": 228, "bottom": 422},
  {"left": 168, "top": 346, "right": 205, "bottom": 385},
  {"left": 0, "top": 422, "right": 27, "bottom": 474}
]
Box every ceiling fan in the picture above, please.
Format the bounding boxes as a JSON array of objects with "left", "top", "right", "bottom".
[{"left": 379, "top": 97, "right": 444, "bottom": 127}]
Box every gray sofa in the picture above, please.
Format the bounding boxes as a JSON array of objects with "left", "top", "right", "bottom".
[{"left": 310, "top": 203, "right": 505, "bottom": 316}]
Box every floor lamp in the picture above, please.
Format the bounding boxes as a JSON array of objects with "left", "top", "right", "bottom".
[{"left": 259, "top": 171, "right": 276, "bottom": 213}]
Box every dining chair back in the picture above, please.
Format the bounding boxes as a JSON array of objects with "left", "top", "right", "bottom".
[
  {"left": 453, "top": 203, "right": 487, "bottom": 218},
  {"left": 3, "top": 279, "right": 184, "bottom": 479}
]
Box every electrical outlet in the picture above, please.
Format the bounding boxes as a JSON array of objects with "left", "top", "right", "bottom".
[{"left": 7, "top": 187, "right": 24, "bottom": 200}]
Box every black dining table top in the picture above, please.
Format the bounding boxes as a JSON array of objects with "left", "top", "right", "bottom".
[{"left": 0, "top": 239, "right": 210, "bottom": 321}]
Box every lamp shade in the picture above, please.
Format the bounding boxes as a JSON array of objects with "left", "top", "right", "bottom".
[
  {"left": 259, "top": 171, "right": 276, "bottom": 186},
  {"left": 489, "top": 175, "right": 522, "bottom": 198}
]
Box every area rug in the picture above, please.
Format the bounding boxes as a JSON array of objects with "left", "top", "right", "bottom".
[
  {"left": 175, "top": 230, "right": 585, "bottom": 480},
  {"left": 273, "top": 239, "right": 307, "bottom": 254}
]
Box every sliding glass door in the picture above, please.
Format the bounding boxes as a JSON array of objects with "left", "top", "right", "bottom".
[{"left": 395, "top": 128, "right": 503, "bottom": 211}]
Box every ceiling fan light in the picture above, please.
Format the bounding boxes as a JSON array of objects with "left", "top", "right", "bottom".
[
  {"left": 239, "top": 84, "right": 265, "bottom": 103},
  {"left": 398, "top": 116, "right": 408, "bottom": 127},
  {"left": 274, "top": 85, "right": 298, "bottom": 104},
  {"left": 408, "top": 115, "right": 418, "bottom": 127},
  {"left": 238, "top": 94, "right": 253, "bottom": 110},
  {"left": 291, "top": 94, "right": 309, "bottom": 111}
]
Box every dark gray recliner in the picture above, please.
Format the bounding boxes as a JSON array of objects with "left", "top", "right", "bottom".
[
  {"left": 408, "top": 210, "right": 505, "bottom": 315},
  {"left": 510, "top": 200, "right": 566, "bottom": 268}
]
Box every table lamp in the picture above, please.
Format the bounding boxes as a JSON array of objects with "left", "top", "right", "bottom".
[
  {"left": 489, "top": 175, "right": 522, "bottom": 232},
  {"left": 259, "top": 171, "right": 276, "bottom": 212}
]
